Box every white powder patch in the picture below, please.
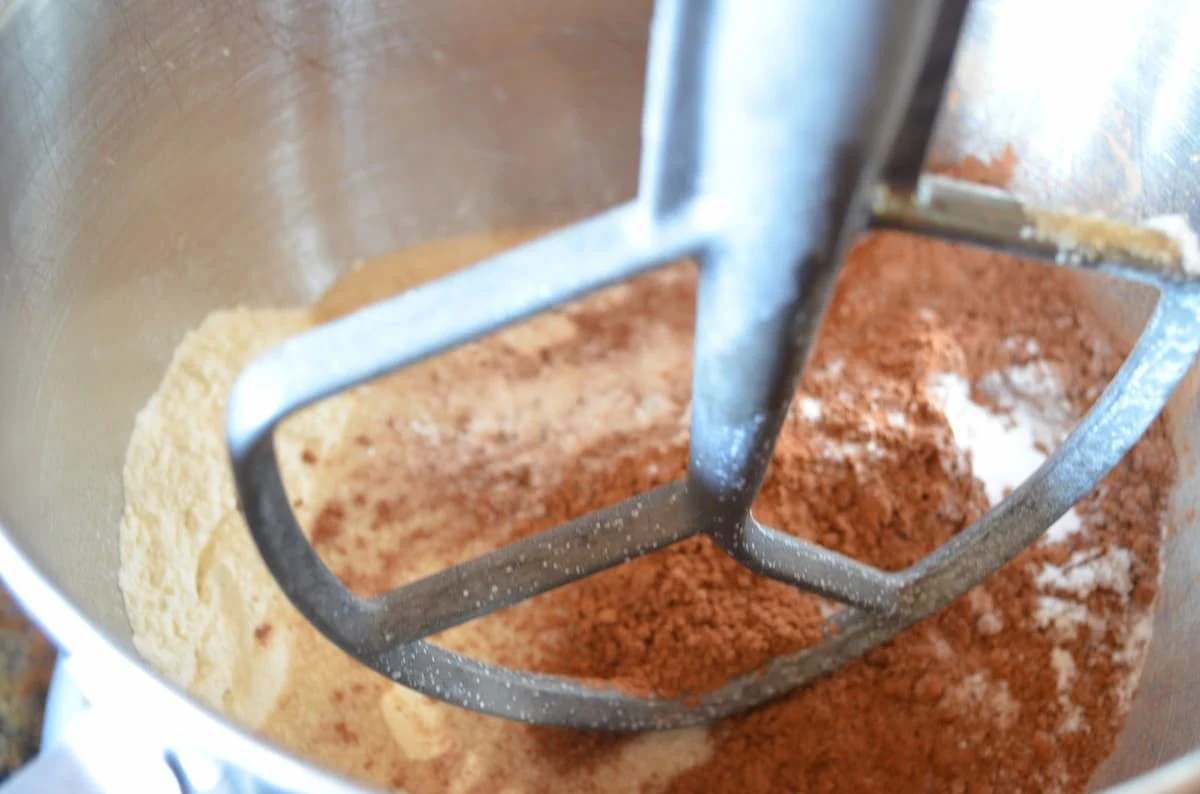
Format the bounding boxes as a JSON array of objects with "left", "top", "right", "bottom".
[
  {"left": 885, "top": 409, "right": 907, "bottom": 428},
  {"left": 925, "top": 630, "right": 955, "bottom": 660},
  {"left": 979, "top": 362, "right": 1074, "bottom": 439},
  {"left": 1035, "top": 548, "right": 1134, "bottom": 603},
  {"left": 1113, "top": 614, "right": 1155, "bottom": 709},
  {"left": 927, "top": 353, "right": 1165, "bottom": 739},
  {"left": 1051, "top": 648, "right": 1076, "bottom": 690},
  {"left": 927, "top": 367, "right": 1082, "bottom": 542},
  {"left": 967, "top": 588, "right": 1004, "bottom": 637},
  {"left": 1002, "top": 336, "right": 1041, "bottom": 357},
  {"left": 1051, "top": 648, "right": 1084, "bottom": 734},
  {"left": 1034, "top": 596, "right": 1104, "bottom": 641},
  {"left": 946, "top": 355, "right": 1166, "bottom": 730},
  {"left": 949, "top": 671, "right": 1020, "bottom": 730},
  {"left": 822, "top": 439, "right": 884, "bottom": 461},
  {"left": 976, "top": 612, "right": 1004, "bottom": 637},
  {"left": 813, "top": 358, "right": 845, "bottom": 381},
  {"left": 1042, "top": 512, "right": 1084, "bottom": 545},
  {"left": 802, "top": 391, "right": 895, "bottom": 462},
  {"left": 408, "top": 418, "right": 442, "bottom": 445},
  {"left": 635, "top": 394, "right": 675, "bottom": 423},
  {"left": 1144, "top": 214, "right": 1200, "bottom": 275},
  {"left": 798, "top": 396, "right": 823, "bottom": 422}
]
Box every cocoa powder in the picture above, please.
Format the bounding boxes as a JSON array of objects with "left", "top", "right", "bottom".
[{"left": 299, "top": 156, "right": 1175, "bottom": 793}]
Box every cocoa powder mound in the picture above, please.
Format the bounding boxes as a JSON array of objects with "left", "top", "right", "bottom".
[
  {"left": 521, "top": 240, "right": 1167, "bottom": 793},
  {"left": 504, "top": 238, "right": 1170, "bottom": 794},
  {"left": 301, "top": 158, "right": 1174, "bottom": 793}
]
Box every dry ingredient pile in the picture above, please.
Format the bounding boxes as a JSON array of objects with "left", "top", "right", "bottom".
[{"left": 120, "top": 164, "right": 1175, "bottom": 794}]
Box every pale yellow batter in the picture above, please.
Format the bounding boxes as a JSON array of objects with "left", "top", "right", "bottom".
[{"left": 118, "top": 235, "right": 711, "bottom": 792}]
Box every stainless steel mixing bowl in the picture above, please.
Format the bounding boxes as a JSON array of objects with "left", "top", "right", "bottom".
[{"left": 1, "top": 0, "right": 1198, "bottom": 791}]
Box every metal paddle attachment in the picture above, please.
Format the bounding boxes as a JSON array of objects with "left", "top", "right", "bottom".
[{"left": 227, "top": 0, "right": 1200, "bottom": 731}]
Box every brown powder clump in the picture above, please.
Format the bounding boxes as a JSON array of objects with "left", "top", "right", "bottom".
[
  {"left": 500, "top": 238, "right": 1168, "bottom": 794},
  {"left": 294, "top": 157, "right": 1174, "bottom": 793},
  {"left": 653, "top": 229, "right": 1171, "bottom": 793},
  {"left": 509, "top": 301, "right": 986, "bottom": 699}
]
